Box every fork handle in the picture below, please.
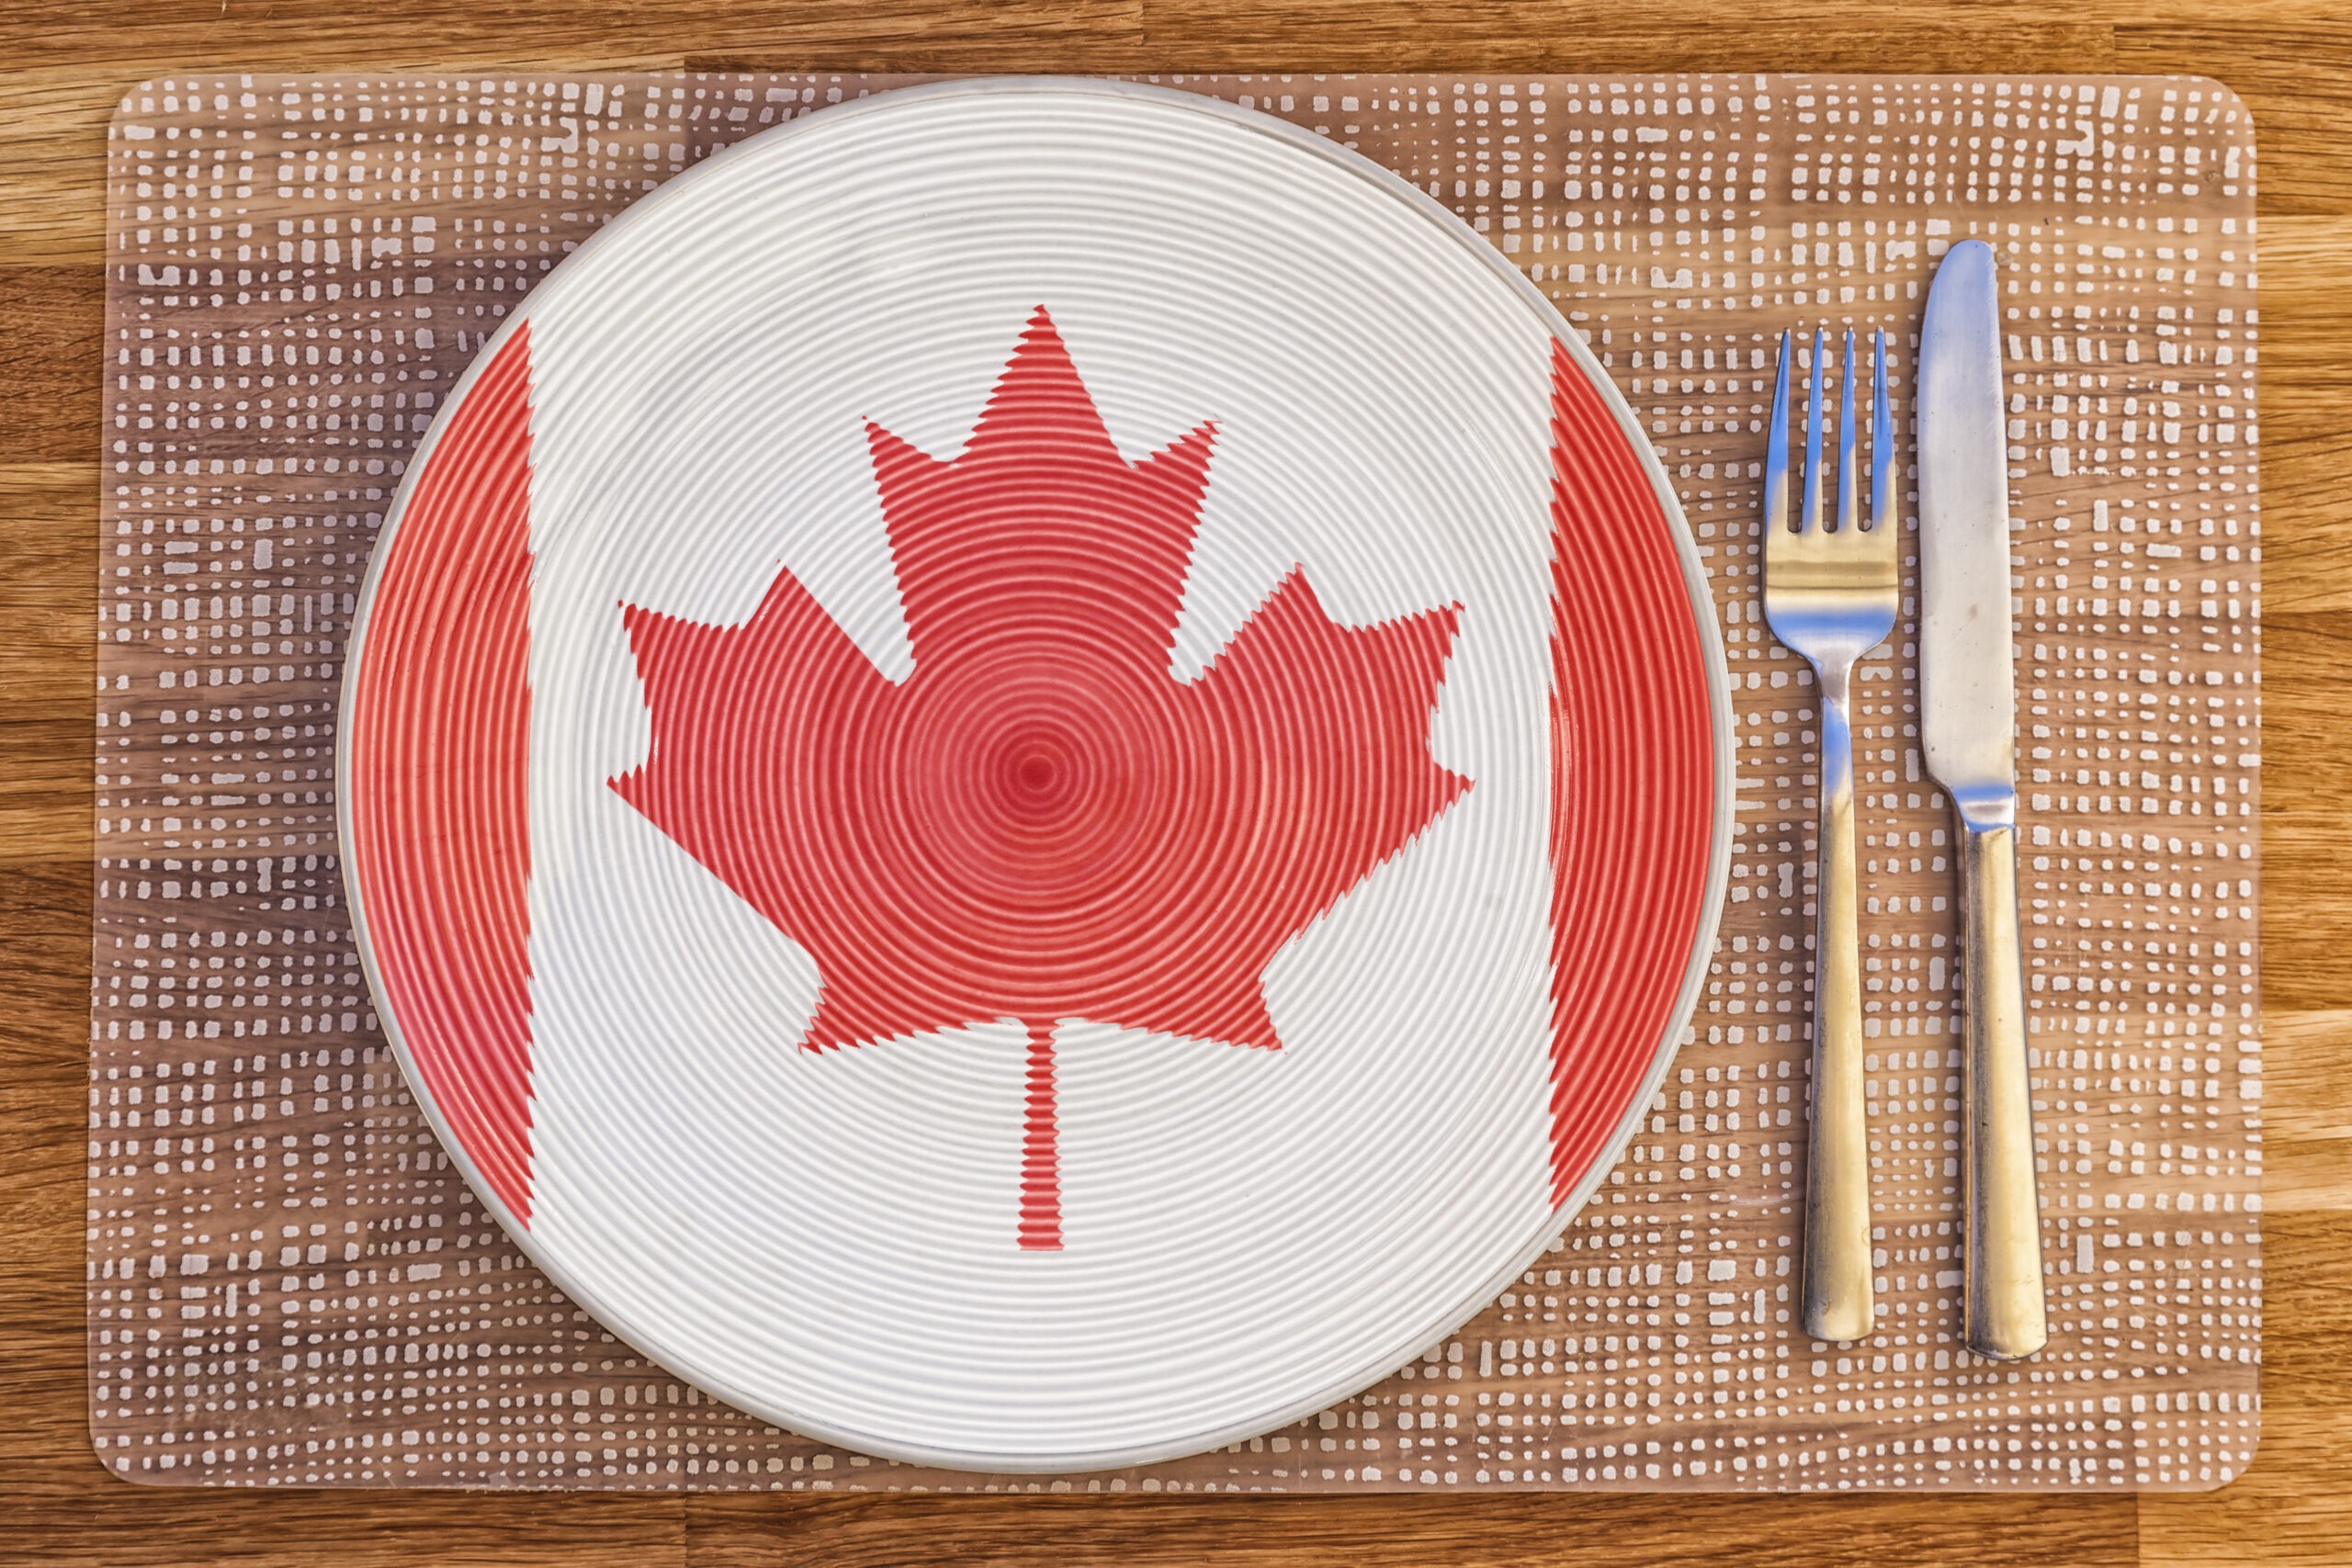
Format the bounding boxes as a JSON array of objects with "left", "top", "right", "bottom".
[
  {"left": 1801, "top": 665, "right": 1872, "bottom": 1343},
  {"left": 1956, "top": 818, "right": 2049, "bottom": 1359}
]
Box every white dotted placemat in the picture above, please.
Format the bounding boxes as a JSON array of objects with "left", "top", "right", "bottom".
[{"left": 88, "top": 70, "right": 2258, "bottom": 1491}]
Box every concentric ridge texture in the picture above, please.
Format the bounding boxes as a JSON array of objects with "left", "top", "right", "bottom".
[{"left": 341, "top": 80, "right": 1724, "bottom": 1471}]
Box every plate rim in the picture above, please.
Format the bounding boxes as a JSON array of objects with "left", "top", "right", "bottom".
[{"left": 336, "top": 73, "right": 1736, "bottom": 1475}]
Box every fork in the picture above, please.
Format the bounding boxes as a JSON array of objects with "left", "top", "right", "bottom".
[{"left": 1763, "top": 326, "right": 1896, "bottom": 1345}]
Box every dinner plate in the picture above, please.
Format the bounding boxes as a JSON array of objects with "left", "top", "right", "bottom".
[{"left": 340, "top": 77, "right": 1732, "bottom": 1472}]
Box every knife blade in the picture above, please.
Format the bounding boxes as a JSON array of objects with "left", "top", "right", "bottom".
[{"left": 1917, "top": 239, "right": 2048, "bottom": 1361}]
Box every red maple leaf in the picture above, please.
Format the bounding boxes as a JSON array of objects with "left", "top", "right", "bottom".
[{"left": 612, "top": 309, "right": 1469, "bottom": 1248}]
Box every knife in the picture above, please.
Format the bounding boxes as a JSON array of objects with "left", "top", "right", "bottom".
[{"left": 1917, "top": 239, "right": 2048, "bottom": 1361}]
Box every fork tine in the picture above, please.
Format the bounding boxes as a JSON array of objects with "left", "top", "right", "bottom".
[
  {"left": 1837, "top": 329, "right": 1859, "bottom": 534},
  {"left": 1769, "top": 329, "right": 1796, "bottom": 533},
  {"left": 1802, "top": 327, "right": 1826, "bottom": 534},
  {"left": 1870, "top": 329, "right": 1893, "bottom": 532}
]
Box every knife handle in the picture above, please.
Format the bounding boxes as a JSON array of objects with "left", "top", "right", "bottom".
[
  {"left": 1800, "top": 671, "right": 1872, "bottom": 1343},
  {"left": 1956, "top": 818, "right": 2048, "bottom": 1359}
]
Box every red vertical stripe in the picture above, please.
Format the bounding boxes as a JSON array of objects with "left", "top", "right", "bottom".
[
  {"left": 1019, "top": 1023, "right": 1063, "bottom": 1250},
  {"left": 349, "top": 327, "right": 537, "bottom": 1223},
  {"left": 1544, "top": 341, "right": 1716, "bottom": 1205}
]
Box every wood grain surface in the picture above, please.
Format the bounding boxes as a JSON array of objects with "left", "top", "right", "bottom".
[{"left": 3, "top": 3, "right": 2346, "bottom": 1563}]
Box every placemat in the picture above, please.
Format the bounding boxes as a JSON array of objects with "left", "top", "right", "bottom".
[{"left": 88, "top": 70, "right": 2260, "bottom": 1492}]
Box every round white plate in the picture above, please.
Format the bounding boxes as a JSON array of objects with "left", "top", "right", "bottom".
[{"left": 342, "top": 78, "right": 1731, "bottom": 1472}]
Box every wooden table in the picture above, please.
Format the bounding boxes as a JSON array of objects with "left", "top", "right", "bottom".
[{"left": 4, "top": 4, "right": 2346, "bottom": 1562}]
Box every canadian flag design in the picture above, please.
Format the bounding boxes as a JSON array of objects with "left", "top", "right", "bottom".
[{"left": 344, "top": 83, "right": 1720, "bottom": 1472}]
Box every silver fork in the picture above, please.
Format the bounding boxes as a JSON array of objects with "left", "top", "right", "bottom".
[{"left": 1763, "top": 327, "right": 1896, "bottom": 1345}]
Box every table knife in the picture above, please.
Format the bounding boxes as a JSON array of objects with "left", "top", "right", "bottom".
[{"left": 1917, "top": 239, "right": 2049, "bottom": 1361}]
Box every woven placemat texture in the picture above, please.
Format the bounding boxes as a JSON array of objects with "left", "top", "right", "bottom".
[{"left": 88, "top": 70, "right": 2259, "bottom": 1491}]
